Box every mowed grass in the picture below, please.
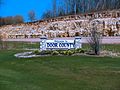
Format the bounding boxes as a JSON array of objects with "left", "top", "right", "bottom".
[
  {"left": 82, "top": 44, "right": 120, "bottom": 52},
  {"left": 0, "top": 41, "right": 39, "bottom": 50},
  {"left": 0, "top": 50, "right": 120, "bottom": 90},
  {"left": 1, "top": 41, "right": 120, "bottom": 52}
]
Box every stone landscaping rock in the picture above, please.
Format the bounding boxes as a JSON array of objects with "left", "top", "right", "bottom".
[{"left": 14, "top": 50, "right": 120, "bottom": 58}]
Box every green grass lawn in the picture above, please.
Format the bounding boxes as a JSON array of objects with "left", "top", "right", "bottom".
[
  {"left": 82, "top": 44, "right": 120, "bottom": 53},
  {"left": 0, "top": 41, "right": 39, "bottom": 50},
  {"left": 1, "top": 41, "right": 120, "bottom": 51},
  {"left": 1, "top": 41, "right": 120, "bottom": 53},
  {"left": 0, "top": 50, "right": 120, "bottom": 90}
]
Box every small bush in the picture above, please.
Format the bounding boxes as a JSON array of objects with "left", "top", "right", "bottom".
[
  {"left": 58, "top": 50, "right": 64, "bottom": 54},
  {"left": 37, "top": 49, "right": 85, "bottom": 56},
  {"left": 40, "top": 50, "right": 52, "bottom": 55},
  {"left": 66, "top": 50, "right": 74, "bottom": 55},
  {"left": 51, "top": 51, "right": 59, "bottom": 55},
  {"left": 63, "top": 51, "right": 68, "bottom": 55},
  {"left": 80, "top": 49, "right": 85, "bottom": 53},
  {"left": 33, "top": 50, "right": 40, "bottom": 55},
  {"left": 75, "top": 48, "right": 85, "bottom": 53},
  {"left": 60, "top": 50, "right": 74, "bottom": 56}
]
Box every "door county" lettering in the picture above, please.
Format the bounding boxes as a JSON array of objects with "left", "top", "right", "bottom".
[{"left": 46, "top": 42, "right": 75, "bottom": 49}]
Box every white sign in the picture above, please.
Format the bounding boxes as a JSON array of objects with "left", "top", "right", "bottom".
[
  {"left": 46, "top": 40, "right": 75, "bottom": 49},
  {"left": 40, "top": 37, "right": 82, "bottom": 51}
]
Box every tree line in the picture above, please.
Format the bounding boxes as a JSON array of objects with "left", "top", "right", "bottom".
[
  {"left": 0, "top": 10, "right": 36, "bottom": 26},
  {"left": 42, "top": 0, "right": 120, "bottom": 19},
  {"left": 0, "top": 15, "right": 24, "bottom": 26},
  {"left": 0, "top": 0, "right": 120, "bottom": 26}
]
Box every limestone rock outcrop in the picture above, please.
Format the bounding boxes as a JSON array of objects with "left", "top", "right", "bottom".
[{"left": 0, "top": 10, "right": 120, "bottom": 39}]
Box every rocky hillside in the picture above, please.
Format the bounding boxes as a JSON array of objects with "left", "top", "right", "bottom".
[{"left": 0, "top": 10, "right": 120, "bottom": 39}]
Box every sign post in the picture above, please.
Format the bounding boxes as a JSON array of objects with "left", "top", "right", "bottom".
[
  {"left": 75, "top": 37, "right": 82, "bottom": 49},
  {"left": 40, "top": 37, "right": 47, "bottom": 51}
]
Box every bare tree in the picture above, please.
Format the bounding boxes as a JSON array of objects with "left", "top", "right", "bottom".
[
  {"left": 42, "top": 10, "right": 53, "bottom": 19},
  {"left": 14, "top": 15, "right": 24, "bottom": 24},
  {"left": 53, "top": 0, "right": 57, "bottom": 17},
  {"left": 88, "top": 21, "right": 102, "bottom": 55},
  {"left": 58, "top": 6, "right": 65, "bottom": 16},
  {"left": 0, "top": 32, "right": 8, "bottom": 50},
  {"left": 28, "top": 10, "right": 36, "bottom": 22},
  {"left": 43, "top": 0, "right": 120, "bottom": 19},
  {"left": 0, "top": 32, "right": 4, "bottom": 49},
  {"left": 0, "top": 15, "right": 24, "bottom": 26}
]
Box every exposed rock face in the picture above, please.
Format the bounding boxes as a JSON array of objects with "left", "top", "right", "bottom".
[{"left": 0, "top": 10, "right": 120, "bottom": 39}]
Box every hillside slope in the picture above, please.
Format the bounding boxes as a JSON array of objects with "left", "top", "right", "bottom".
[{"left": 0, "top": 10, "right": 120, "bottom": 39}]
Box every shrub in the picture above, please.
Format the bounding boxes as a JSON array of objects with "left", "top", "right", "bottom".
[
  {"left": 63, "top": 51, "right": 68, "bottom": 55},
  {"left": 66, "top": 50, "right": 74, "bottom": 56},
  {"left": 60, "top": 50, "right": 74, "bottom": 56},
  {"left": 40, "top": 50, "right": 52, "bottom": 55},
  {"left": 80, "top": 49, "right": 85, "bottom": 53},
  {"left": 51, "top": 51, "right": 59, "bottom": 55},
  {"left": 58, "top": 50, "right": 65, "bottom": 55},
  {"left": 33, "top": 50, "right": 40, "bottom": 55},
  {"left": 75, "top": 48, "right": 85, "bottom": 53}
]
